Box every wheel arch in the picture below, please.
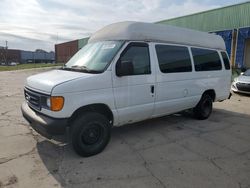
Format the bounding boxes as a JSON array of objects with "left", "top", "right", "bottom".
[
  {"left": 202, "top": 89, "right": 216, "bottom": 102},
  {"left": 68, "top": 103, "right": 114, "bottom": 126}
]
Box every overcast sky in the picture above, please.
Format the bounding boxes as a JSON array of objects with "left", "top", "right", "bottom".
[{"left": 0, "top": 0, "right": 247, "bottom": 51}]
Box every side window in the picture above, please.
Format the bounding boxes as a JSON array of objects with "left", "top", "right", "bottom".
[
  {"left": 120, "top": 43, "right": 150, "bottom": 75},
  {"left": 221, "top": 52, "right": 231, "bottom": 70},
  {"left": 155, "top": 45, "right": 192, "bottom": 73},
  {"left": 192, "top": 48, "right": 222, "bottom": 71}
]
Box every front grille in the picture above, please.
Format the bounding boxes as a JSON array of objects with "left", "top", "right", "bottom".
[
  {"left": 236, "top": 82, "right": 250, "bottom": 92},
  {"left": 24, "top": 88, "right": 41, "bottom": 110}
]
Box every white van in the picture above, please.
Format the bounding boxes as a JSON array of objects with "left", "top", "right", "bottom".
[{"left": 21, "top": 22, "right": 231, "bottom": 156}]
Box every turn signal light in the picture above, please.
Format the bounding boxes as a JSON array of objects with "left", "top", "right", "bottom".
[{"left": 50, "top": 96, "right": 64, "bottom": 111}]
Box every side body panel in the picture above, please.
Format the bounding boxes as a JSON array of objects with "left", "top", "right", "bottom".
[
  {"left": 152, "top": 43, "right": 199, "bottom": 117},
  {"left": 152, "top": 42, "right": 231, "bottom": 118}
]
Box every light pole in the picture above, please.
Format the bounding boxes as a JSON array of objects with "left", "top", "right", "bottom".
[{"left": 5, "top": 41, "right": 8, "bottom": 65}]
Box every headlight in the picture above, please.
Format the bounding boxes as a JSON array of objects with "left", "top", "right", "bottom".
[
  {"left": 46, "top": 97, "right": 51, "bottom": 107},
  {"left": 42, "top": 96, "right": 64, "bottom": 111}
]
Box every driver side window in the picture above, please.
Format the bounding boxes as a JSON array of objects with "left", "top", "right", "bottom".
[{"left": 120, "top": 43, "right": 151, "bottom": 75}]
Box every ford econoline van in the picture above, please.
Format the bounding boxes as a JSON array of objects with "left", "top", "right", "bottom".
[{"left": 21, "top": 22, "right": 231, "bottom": 157}]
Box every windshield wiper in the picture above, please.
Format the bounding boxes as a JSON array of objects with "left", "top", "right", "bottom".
[
  {"left": 61, "top": 66, "right": 71, "bottom": 70},
  {"left": 71, "top": 65, "right": 90, "bottom": 71},
  {"left": 64, "top": 65, "right": 102, "bottom": 73}
]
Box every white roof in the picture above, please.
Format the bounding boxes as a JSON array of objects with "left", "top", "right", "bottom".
[{"left": 89, "top": 21, "right": 226, "bottom": 50}]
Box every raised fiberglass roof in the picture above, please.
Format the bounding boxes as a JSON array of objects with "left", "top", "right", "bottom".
[{"left": 88, "top": 21, "right": 226, "bottom": 50}]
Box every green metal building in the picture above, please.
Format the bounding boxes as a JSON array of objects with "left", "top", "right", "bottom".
[{"left": 157, "top": 1, "right": 250, "bottom": 68}]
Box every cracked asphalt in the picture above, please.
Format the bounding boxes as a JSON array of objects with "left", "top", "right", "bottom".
[{"left": 0, "top": 68, "right": 250, "bottom": 188}]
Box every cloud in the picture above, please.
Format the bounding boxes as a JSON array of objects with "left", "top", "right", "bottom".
[{"left": 0, "top": 0, "right": 245, "bottom": 51}]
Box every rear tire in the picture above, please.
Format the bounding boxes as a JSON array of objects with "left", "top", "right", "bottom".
[
  {"left": 71, "top": 112, "right": 111, "bottom": 157},
  {"left": 193, "top": 94, "right": 213, "bottom": 120}
]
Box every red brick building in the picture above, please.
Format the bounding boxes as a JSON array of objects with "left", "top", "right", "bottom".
[
  {"left": 0, "top": 49, "right": 21, "bottom": 64},
  {"left": 55, "top": 40, "right": 78, "bottom": 64}
]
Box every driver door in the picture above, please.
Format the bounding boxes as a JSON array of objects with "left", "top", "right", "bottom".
[{"left": 112, "top": 42, "right": 156, "bottom": 125}]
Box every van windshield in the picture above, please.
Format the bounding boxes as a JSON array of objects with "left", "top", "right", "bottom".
[{"left": 63, "top": 41, "right": 124, "bottom": 73}]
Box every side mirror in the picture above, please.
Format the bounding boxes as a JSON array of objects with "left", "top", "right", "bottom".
[{"left": 116, "top": 60, "right": 133, "bottom": 77}]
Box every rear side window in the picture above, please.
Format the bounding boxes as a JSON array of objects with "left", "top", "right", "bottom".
[
  {"left": 221, "top": 52, "right": 230, "bottom": 70},
  {"left": 155, "top": 45, "right": 192, "bottom": 73},
  {"left": 192, "top": 48, "right": 222, "bottom": 71}
]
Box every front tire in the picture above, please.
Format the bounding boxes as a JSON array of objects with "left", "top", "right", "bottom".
[
  {"left": 193, "top": 94, "right": 213, "bottom": 120},
  {"left": 71, "top": 112, "right": 111, "bottom": 157}
]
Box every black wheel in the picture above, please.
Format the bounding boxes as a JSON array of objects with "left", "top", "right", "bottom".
[
  {"left": 193, "top": 94, "right": 213, "bottom": 120},
  {"left": 71, "top": 112, "right": 111, "bottom": 157}
]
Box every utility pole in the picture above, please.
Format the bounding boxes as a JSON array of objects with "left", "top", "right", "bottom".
[
  {"left": 5, "top": 41, "right": 8, "bottom": 65},
  {"left": 33, "top": 51, "right": 35, "bottom": 64}
]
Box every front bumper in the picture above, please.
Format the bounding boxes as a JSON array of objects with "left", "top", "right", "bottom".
[
  {"left": 21, "top": 102, "right": 68, "bottom": 138},
  {"left": 231, "top": 82, "right": 250, "bottom": 94}
]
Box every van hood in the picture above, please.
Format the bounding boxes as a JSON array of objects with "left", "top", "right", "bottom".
[{"left": 26, "top": 69, "right": 93, "bottom": 93}]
